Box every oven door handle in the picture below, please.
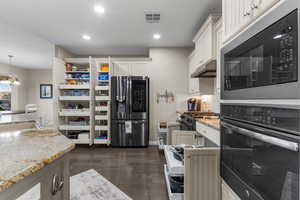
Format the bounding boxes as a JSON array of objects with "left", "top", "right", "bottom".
[{"left": 221, "top": 121, "right": 299, "bottom": 152}]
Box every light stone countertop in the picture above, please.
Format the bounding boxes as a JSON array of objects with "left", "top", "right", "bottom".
[
  {"left": 0, "top": 113, "right": 36, "bottom": 125},
  {"left": 196, "top": 118, "right": 220, "bottom": 130},
  {"left": 0, "top": 127, "right": 75, "bottom": 192}
]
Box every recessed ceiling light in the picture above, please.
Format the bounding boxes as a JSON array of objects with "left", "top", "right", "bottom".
[
  {"left": 82, "top": 35, "right": 91, "bottom": 40},
  {"left": 94, "top": 5, "right": 105, "bottom": 14},
  {"left": 153, "top": 33, "right": 161, "bottom": 40}
]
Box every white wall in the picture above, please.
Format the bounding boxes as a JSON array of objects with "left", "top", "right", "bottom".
[
  {"left": 0, "top": 63, "right": 28, "bottom": 111},
  {"left": 0, "top": 63, "right": 53, "bottom": 125},
  {"left": 114, "top": 47, "right": 191, "bottom": 141},
  {"left": 27, "top": 69, "right": 53, "bottom": 125}
]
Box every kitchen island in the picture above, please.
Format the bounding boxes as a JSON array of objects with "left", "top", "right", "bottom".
[{"left": 0, "top": 121, "right": 75, "bottom": 200}]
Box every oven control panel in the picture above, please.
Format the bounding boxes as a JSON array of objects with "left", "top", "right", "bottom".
[{"left": 221, "top": 104, "right": 300, "bottom": 134}]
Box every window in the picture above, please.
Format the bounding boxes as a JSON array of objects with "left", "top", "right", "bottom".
[{"left": 0, "top": 82, "right": 12, "bottom": 111}]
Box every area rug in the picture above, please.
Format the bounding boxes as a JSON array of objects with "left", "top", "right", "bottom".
[
  {"left": 17, "top": 169, "right": 132, "bottom": 200},
  {"left": 70, "top": 169, "right": 132, "bottom": 200}
]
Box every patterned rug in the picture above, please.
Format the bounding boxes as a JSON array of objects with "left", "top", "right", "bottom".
[
  {"left": 17, "top": 169, "right": 132, "bottom": 200},
  {"left": 70, "top": 169, "right": 132, "bottom": 200}
]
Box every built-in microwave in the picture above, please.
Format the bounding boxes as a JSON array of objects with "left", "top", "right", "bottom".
[{"left": 221, "top": 0, "right": 300, "bottom": 100}]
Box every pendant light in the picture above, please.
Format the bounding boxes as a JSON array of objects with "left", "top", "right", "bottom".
[{"left": 0, "top": 55, "right": 21, "bottom": 86}]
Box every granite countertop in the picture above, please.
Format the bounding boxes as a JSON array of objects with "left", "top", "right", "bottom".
[
  {"left": 196, "top": 118, "right": 220, "bottom": 130},
  {"left": 0, "top": 113, "right": 36, "bottom": 125},
  {"left": 0, "top": 128, "right": 75, "bottom": 192},
  {"left": 0, "top": 111, "right": 35, "bottom": 115}
]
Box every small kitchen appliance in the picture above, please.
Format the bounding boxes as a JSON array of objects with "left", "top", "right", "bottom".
[
  {"left": 187, "top": 98, "right": 201, "bottom": 111},
  {"left": 221, "top": 2, "right": 299, "bottom": 100}
]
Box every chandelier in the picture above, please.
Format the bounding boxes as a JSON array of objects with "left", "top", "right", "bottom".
[{"left": 0, "top": 55, "right": 21, "bottom": 86}]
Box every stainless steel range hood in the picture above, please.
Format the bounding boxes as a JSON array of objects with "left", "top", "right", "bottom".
[{"left": 191, "top": 59, "right": 216, "bottom": 78}]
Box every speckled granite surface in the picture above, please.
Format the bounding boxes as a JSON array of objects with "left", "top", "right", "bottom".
[
  {"left": 0, "top": 113, "right": 36, "bottom": 125},
  {"left": 0, "top": 128, "right": 75, "bottom": 192}
]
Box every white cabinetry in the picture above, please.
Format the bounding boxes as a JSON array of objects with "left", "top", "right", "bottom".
[
  {"left": 193, "top": 15, "right": 220, "bottom": 67},
  {"left": 214, "top": 19, "right": 223, "bottom": 113},
  {"left": 188, "top": 14, "right": 220, "bottom": 94},
  {"left": 188, "top": 51, "right": 199, "bottom": 93},
  {"left": 164, "top": 146, "right": 220, "bottom": 200},
  {"left": 223, "top": 0, "right": 280, "bottom": 43},
  {"left": 172, "top": 130, "right": 196, "bottom": 145},
  {"left": 196, "top": 122, "right": 220, "bottom": 146}
]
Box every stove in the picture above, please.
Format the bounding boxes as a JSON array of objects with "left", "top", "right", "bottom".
[{"left": 179, "top": 111, "right": 219, "bottom": 130}]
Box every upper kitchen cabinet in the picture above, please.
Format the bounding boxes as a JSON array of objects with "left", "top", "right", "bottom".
[
  {"left": 189, "top": 51, "right": 199, "bottom": 93},
  {"left": 193, "top": 15, "right": 221, "bottom": 71},
  {"left": 223, "top": 0, "right": 281, "bottom": 43},
  {"left": 190, "top": 14, "right": 221, "bottom": 82}
]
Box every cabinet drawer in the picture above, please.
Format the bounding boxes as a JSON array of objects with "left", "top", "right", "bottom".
[{"left": 196, "top": 122, "right": 220, "bottom": 146}]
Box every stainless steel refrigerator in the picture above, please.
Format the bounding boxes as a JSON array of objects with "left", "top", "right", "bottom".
[{"left": 111, "top": 76, "right": 149, "bottom": 147}]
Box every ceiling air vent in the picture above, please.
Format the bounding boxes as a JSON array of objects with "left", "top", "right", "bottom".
[{"left": 145, "top": 10, "right": 161, "bottom": 23}]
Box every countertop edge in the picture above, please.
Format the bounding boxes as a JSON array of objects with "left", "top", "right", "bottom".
[
  {"left": 0, "top": 143, "right": 75, "bottom": 192},
  {"left": 196, "top": 119, "right": 220, "bottom": 130},
  {"left": 0, "top": 120, "right": 35, "bottom": 125}
]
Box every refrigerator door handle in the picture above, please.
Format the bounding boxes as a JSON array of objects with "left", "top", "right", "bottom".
[
  {"left": 120, "top": 76, "right": 123, "bottom": 102},
  {"left": 116, "top": 76, "right": 120, "bottom": 101},
  {"left": 132, "top": 120, "right": 146, "bottom": 124}
]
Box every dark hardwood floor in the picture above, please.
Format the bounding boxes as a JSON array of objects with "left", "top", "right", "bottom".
[{"left": 70, "top": 146, "right": 168, "bottom": 200}]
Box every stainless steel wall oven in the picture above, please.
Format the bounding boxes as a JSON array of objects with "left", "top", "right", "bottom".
[{"left": 221, "top": 104, "right": 300, "bottom": 200}]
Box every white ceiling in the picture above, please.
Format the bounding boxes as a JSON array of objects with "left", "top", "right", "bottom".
[
  {"left": 0, "top": 20, "right": 54, "bottom": 69},
  {"left": 0, "top": 0, "right": 221, "bottom": 68}
]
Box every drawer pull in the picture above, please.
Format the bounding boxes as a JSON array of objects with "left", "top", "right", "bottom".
[
  {"left": 52, "top": 174, "right": 64, "bottom": 195},
  {"left": 58, "top": 180, "right": 64, "bottom": 191},
  {"left": 51, "top": 174, "right": 59, "bottom": 195}
]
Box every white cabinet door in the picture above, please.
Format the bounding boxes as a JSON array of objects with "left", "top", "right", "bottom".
[
  {"left": 194, "top": 37, "right": 204, "bottom": 68},
  {"left": 196, "top": 122, "right": 220, "bottom": 146},
  {"left": 201, "top": 24, "right": 213, "bottom": 63},
  {"left": 215, "top": 20, "right": 222, "bottom": 113},
  {"left": 223, "top": 0, "right": 246, "bottom": 42},
  {"left": 172, "top": 131, "right": 196, "bottom": 145},
  {"left": 252, "top": 0, "right": 280, "bottom": 17},
  {"left": 189, "top": 53, "right": 199, "bottom": 94},
  {"left": 223, "top": 0, "right": 280, "bottom": 43}
]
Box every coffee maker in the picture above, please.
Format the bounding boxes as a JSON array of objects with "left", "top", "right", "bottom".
[{"left": 187, "top": 98, "right": 201, "bottom": 111}]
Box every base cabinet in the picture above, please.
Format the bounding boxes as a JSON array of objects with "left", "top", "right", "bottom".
[
  {"left": 164, "top": 146, "right": 220, "bottom": 200},
  {"left": 171, "top": 130, "right": 196, "bottom": 145},
  {"left": 184, "top": 148, "right": 220, "bottom": 200}
]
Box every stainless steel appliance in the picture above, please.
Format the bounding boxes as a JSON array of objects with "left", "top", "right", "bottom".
[
  {"left": 221, "top": 0, "right": 300, "bottom": 100},
  {"left": 178, "top": 112, "right": 219, "bottom": 131},
  {"left": 111, "top": 76, "right": 149, "bottom": 147},
  {"left": 221, "top": 104, "right": 300, "bottom": 200},
  {"left": 187, "top": 98, "right": 201, "bottom": 111}
]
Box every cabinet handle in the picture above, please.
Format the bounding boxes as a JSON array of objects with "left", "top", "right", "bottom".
[
  {"left": 58, "top": 180, "right": 64, "bottom": 191},
  {"left": 243, "top": 12, "right": 251, "bottom": 16},
  {"left": 51, "top": 174, "right": 59, "bottom": 195},
  {"left": 51, "top": 174, "right": 64, "bottom": 195},
  {"left": 251, "top": 3, "right": 258, "bottom": 10}
]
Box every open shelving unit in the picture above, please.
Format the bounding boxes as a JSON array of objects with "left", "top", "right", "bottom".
[
  {"left": 53, "top": 56, "right": 151, "bottom": 146},
  {"left": 93, "top": 58, "right": 111, "bottom": 145},
  {"left": 57, "top": 57, "right": 94, "bottom": 145}
]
